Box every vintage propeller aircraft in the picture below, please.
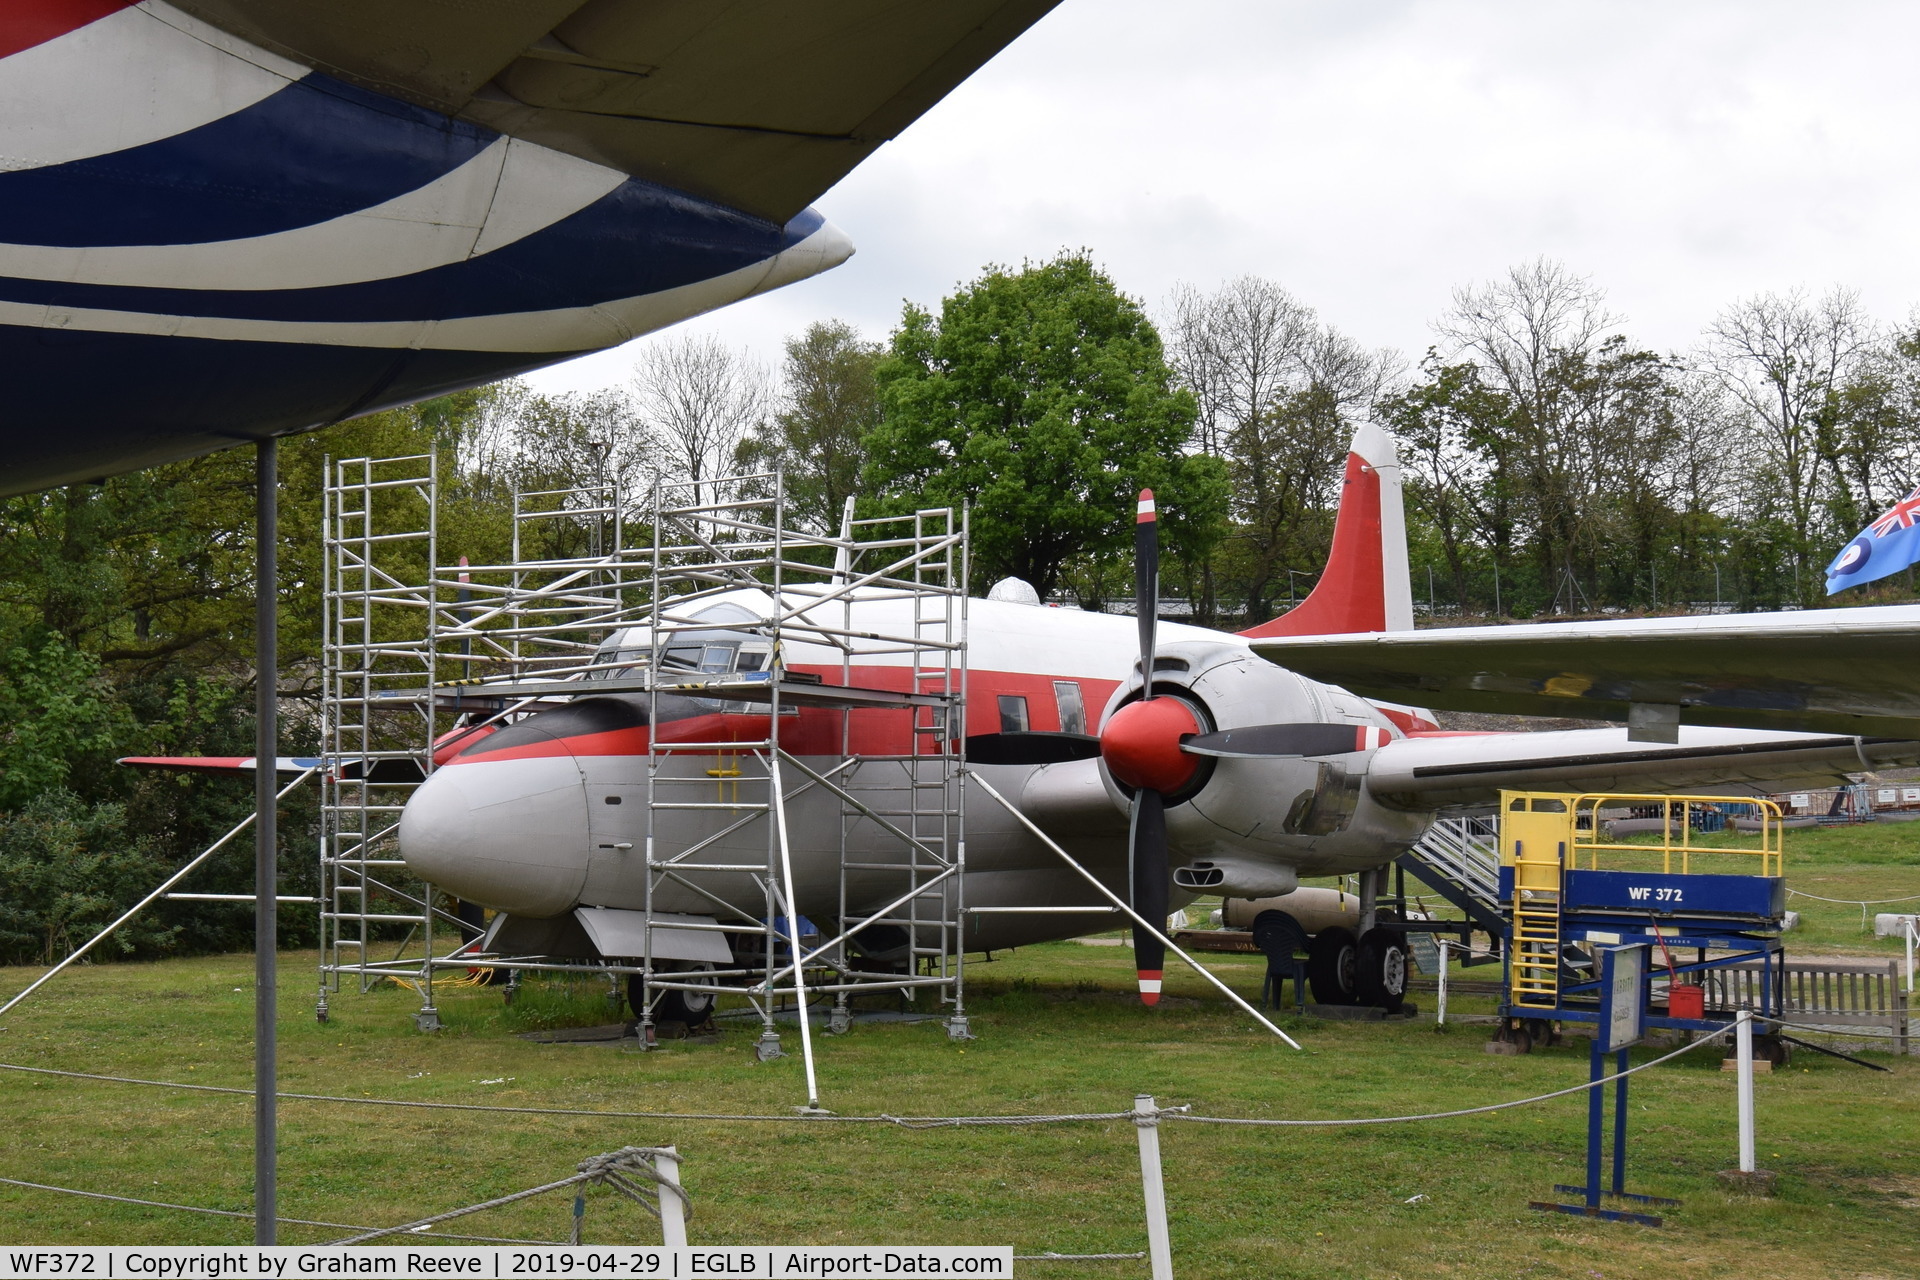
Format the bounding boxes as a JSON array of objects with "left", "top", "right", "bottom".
[
  {"left": 58, "top": 0, "right": 1920, "bottom": 1019},
  {"left": 385, "top": 423, "right": 1920, "bottom": 1015}
]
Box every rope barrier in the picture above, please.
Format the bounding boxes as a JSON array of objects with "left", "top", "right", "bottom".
[
  {"left": 1786, "top": 890, "right": 1920, "bottom": 906},
  {"left": 0, "top": 1176, "right": 557, "bottom": 1244},
  {"left": 1013, "top": 1253, "right": 1149, "bottom": 1261},
  {"left": 0, "top": 1035, "right": 1735, "bottom": 1131},
  {"left": 1756, "top": 1015, "right": 1913, "bottom": 1041},
  {"left": 0, "top": 1059, "right": 1138, "bottom": 1126},
  {"left": 1167, "top": 1029, "right": 1734, "bottom": 1128}
]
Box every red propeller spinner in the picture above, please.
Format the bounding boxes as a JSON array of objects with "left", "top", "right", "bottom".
[{"left": 1099, "top": 695, "right": 1201, "bottom": 794}]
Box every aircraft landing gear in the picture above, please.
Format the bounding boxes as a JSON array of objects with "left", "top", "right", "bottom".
[
  {"left": 1307, "top": 926, "right": 1358, "bottom": 1006},
  {"left": 628, "top": 962, "right": 719, "bottom": 1026},
  {"left": 1354, "top": 929, "right": 1409, "bottom": 1013}
]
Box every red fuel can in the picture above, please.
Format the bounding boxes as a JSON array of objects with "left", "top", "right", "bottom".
[{"left": 1668, "top": 983, "right": 1705, "bottom": 1020}]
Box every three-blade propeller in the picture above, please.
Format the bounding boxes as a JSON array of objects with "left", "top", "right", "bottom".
[{"left": 961, "top": 489, "right": 1389, "bottom": 1007}]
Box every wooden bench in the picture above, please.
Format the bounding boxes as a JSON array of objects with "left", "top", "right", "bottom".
[{"left": 1699, "top": 957, "right": 1909, "bottom": 1054}]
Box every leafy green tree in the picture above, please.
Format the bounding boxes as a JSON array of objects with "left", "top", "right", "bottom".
[
  {"left": 0, "top": 790, "right": 173, "bottom": 965},
  {"left": 0, "top": 633, "right": 133, "bottom": 809},
  {"left": 737, "top": 320, "right": 882, "bottom": 532},
  {"left": 866, "top": 253, "right": 1225, "bottom": 599},
  {"left": 1379, "top": 354, "right": 1516, "bottom": 612}
]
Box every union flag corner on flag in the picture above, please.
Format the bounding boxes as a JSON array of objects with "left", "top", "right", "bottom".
[{"left": 1827, "top": 485, "right": 1920, "bottom": 594}]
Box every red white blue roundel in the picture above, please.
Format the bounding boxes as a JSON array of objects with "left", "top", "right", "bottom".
[{"left": 1832, "top": 537, "right": 1872, "bottom": 576}]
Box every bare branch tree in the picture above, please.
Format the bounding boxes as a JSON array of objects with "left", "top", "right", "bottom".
[
  {"left": 630, "top": 333, "right": 770, "bottom": 501},
  {"left": 1700, "top": 286, "right": 1872, "bottom": 600},
  {"left": 1167, "top": 276, "right": 1318, "bottom": 454},
  {"left": 1436, "top": 257, "right": 1620, "bottom": 411}
]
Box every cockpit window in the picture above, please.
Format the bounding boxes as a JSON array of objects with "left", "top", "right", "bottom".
[{"left": 588, "top": 602, "right": 770, "bottom": 681}]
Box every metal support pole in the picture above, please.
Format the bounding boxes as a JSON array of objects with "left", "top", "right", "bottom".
[
  {"left": 769, "top": 755, "right": 823, "bottom": 1111},
  {"left": 1435, "top": 940, "right": 1449, "bottom": 1028},
  {"left": 1585, "top": 1037, "right": 1604, "bottom": 1208},
  {"left": 1133, "top": 1095, "right": 1173, "bottom": 1280},
  {"left": 1612, "top": 1047, "right": 1629, "bottom": 1196},
  {"left": 656, "top": 1148, "right": 687, "bottom": 1248},
  {"left": 1736, "top": 1008, "right": 1756, "bottom": 1173},
  {"left": 254, "top": 436, "right": 278, "bottom": 1245}
]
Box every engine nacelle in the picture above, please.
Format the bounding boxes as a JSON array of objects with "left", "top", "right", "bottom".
[{"left": 1098, "top": 640, "right": 1430, "bottom": 878}]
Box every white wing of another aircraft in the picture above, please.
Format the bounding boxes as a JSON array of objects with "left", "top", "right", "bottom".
[
  {"left": 167, "top": 0, "right": 1064, "bottom": 224},
  {"left": 1362, "top": 725, "right": 1915, "bottom": 811},
  {"left": 1250, "top": 605, "right": 1920, "bottom": 741}
]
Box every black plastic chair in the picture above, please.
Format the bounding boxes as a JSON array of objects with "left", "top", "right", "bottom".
[{"left": 1251, "top": 910, "right": 1309, "bottom": 1013}]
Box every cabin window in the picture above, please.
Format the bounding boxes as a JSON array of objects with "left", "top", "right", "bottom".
[
  {"left": 997, "top": 695, "right": 1030, "bottom": 734},
  {"left": 1530, "top": 798, "right": 1567, "bottom": 813},
  {"left": 1053, "top": 681, "right": 1086, "bottom": 734}
]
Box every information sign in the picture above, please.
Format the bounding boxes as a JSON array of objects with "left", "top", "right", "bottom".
[{"left": 1599, "top": 943, "right": 1648, "bottom": 1052}]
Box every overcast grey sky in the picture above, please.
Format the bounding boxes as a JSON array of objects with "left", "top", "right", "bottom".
[{"left": 526, "top": 0, "right": 1920, "bottom": 395}]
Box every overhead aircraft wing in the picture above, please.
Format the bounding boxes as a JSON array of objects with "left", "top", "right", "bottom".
[
  {"left": 1251, "top": 605, "right": 1920, "bottom": 740},
  {"left": 168, "top": 0, "right": 1063, "bottom": 223},
  {"left": 1365, "top": 726, "right": 1920, "bottom": 811}
]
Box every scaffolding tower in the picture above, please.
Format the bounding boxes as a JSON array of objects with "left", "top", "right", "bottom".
[{"left": 317, "top": 458, "right": 971, "bottom": 1057}]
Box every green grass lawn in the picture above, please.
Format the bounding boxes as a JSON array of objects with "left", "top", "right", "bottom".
[
  {"left": 2, "top": 930, "right": 1916, "bottom": 1278},
  {"left": 1, "top": 820, "right": 1916, "bottom": 1276}
]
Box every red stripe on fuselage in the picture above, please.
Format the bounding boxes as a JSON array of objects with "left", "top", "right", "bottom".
[
  {"left": 1, "top": 0, "right": 135, "bottom": 59},
  {"left": 446, "top": 667, "right": 1126, "bottom": 765}
]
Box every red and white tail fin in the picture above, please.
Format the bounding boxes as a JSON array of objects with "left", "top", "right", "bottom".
[{"left": 1239, "top": 423, "right": 1413, "bottom": 639}]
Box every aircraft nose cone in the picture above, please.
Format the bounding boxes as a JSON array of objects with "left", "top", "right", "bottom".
[
  {"left": 397, "top": 757, "right": 589, "bottom": 917},
  {"left": 1101, "top": 697, "right": 1201, "bottom": 793}
]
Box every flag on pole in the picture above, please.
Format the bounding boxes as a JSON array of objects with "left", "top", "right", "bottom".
[{"left": 1826, "top": 485, "right": 1920, "bottom": 594}]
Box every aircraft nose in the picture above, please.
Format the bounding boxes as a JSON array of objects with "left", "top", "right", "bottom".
[{"left": 397, "top": 756, "right": 589, "bottom": 917}]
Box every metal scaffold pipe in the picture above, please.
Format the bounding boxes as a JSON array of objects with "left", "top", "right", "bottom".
[{"left": 255, "top": 435, "right": 279, "bottom": 1245}]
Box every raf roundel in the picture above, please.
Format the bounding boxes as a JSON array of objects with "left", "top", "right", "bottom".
[{"left": 1835, "top": 537, "right": 1872, "bottom": 575}]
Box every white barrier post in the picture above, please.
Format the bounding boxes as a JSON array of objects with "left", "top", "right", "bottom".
[
  {"left": 1134, "top": 1095, "right": 1174, "bottom": 1280},
  {"left": 1905, "top": 918, "right": 1915, "bottom": 994},
  {"left": 655, "top": 1147, "right": 687, "bottom": 1248},
  {"left": 1436, "top": 940, "right": 1450, "bottom": 1028},
  {"left": 1736, "top": 1009, "right": 1756, "bottom": 1173}
]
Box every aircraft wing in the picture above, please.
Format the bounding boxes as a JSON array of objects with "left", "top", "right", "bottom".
[
  {"left": 1251, "top": 605, "right": 1920, "bottom": 739},
  {"left": 1364, "top": 726, "right": 1920, "bottom": 811},
  {"left": 170, "top": 0, "right": 1063, "bottom": 223}
]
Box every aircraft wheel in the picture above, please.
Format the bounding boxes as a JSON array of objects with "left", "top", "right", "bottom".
[
  {"left": 1307, "top": 926, "right": 1359, "bottom": 1005},
  {"left": 1355, "top": 929, "right": 1409, "bottom": 1013},
  {"left": 629, "top": 962, "right": 719, "bottom": 1025}
]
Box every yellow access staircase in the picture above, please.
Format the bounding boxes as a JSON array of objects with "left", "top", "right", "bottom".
[{"left": 1504, "top": 794, "right": 1571, "bottom": 1010}]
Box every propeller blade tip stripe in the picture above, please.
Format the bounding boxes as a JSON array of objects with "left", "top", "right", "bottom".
[{"left": 1136, "top": 490, "right": 1157, "bottom": 523}]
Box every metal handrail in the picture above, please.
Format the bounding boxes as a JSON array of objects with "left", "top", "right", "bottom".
[{"left": 1565, "top": 793, "right": 1784, "bottom": 877}]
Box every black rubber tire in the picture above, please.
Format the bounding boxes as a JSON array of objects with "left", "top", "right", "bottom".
[
  {"left": 629, "top": 963, "right": 718, "bottom": 1025},
  {"left": 1754, "top": 1034, "right": 1791, "bottom": 1067},
  {"left": 1307, "top": 926, "right": 1359, "bottom": 1005},
  {"left": 1355, "top": 929, "right": 1409, "bottom": 1013}
]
